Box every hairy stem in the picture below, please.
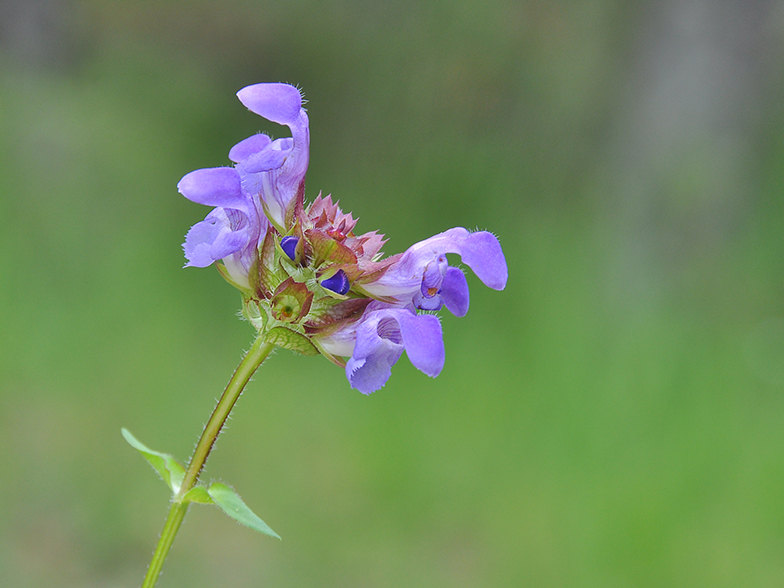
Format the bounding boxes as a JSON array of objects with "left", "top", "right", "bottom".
[{"left": 141, "top": 336, "right": 275, "bottom": 588}]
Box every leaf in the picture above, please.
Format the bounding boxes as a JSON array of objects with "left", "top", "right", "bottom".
[
  {"left": 207, "top": 482, "right": 281, "bottom": 539},
  {"left": 182, "top": 486, "right": 214, "bottom": 504},
  {"left": 121, "top": 428, "right": 186, "bottom": 494}
]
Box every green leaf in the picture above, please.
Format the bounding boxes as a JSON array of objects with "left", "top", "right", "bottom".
[
  {"left": 121, "top": 428, "right": 186, "bottom": 494},
  {"left": 207, "top": 482, "right": 281, "bottom": 540},
  {"left": 182, "top": 486, "right": 214, "bottom": 504}
]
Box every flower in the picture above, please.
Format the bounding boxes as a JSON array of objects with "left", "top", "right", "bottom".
[
  {"left": 233, "top": 83, "right": 310, "bottom": 232},
  {"left": 179, "top": 83, "right": 508, "bottom": 394},
  {"left": 362, "top": 227, "right": 508, "bottom": 316},
  {"left": 178, "top": 83, "right": 308, "bottom": 288}
]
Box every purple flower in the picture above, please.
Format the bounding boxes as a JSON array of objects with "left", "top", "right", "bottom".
[
  {"left": 345, "top": 306, "right": 445, "bottom": 394},
  {"left": 178, "top": 167, "right": 265, "bottom": 289},
  {"left": 321, "top": 228, "right": 506, "bottom": 393},
  {"left": 363, "top": 227, "right": 508, "bottom": 316},
  {"left": 179, "top": 83, "right": 508, "bottom": 394},
  {"left": 178, "top": 83, "right": 309, "bottom": 287},
  {"left": 317, "top": 302, "right": 445, "bottom": 394},
  {"left": 233, "top": 83, "right": 309, "bottom": 232}
]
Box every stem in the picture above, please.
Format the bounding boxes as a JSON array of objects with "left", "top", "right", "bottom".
[
  {"left": 141, "top": 335, "right": 275, "bottom": 588},
  {"left": 178, "top": 336, "right": 275, "bottom": 498},
  {"left": 141, "top": 502, "right": 188, "bottom": 588}
]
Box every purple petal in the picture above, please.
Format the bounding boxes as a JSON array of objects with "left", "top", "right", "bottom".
[
  {"left": 236, "top": 83, "right": 303, "bottom": 125},
  {"left": 280, "top": 236, "right": 299, "bottom": 260},
  {"left": 321, "top": 269, "right": 350, "bottom": 295},
  {"left": 182, "top": 207, "right": 255, "bottom": 271},
  {"left": 410, "top": 228, "right": 507, "bottom": 291},
  {"left": 233, "top": 84, "right": 310, "bottom": 231},
  {"left": 363, "top": 227, "right": 507, "bottom": 303},
  {"left": 456, "top": 230, "right": 508, "bottom": 291},
  {"left": 421, "top": 255, "right": 448, "bottom": 294},
  {"left": 440, "top": 267, "right": 470, "bottom": 317},
  {"left": 242, "top": 143, "right": 290, "bottom": 173},
  {"left": 346, "top": 340, "right": 404, "bottom": 395},
  {"left": 177, "top": 167, "right": 246, "bottom": 210},
  {"left": 210, "top": 225, "right": 251, "bottom": 261},
  {"left": 413, "top": 293, "right": 444, "bottom": 311},
  {"left": 395, "top": 311, "right": 444, "bottom": 378},
  {"left": 229, "top": 133, "right": 272, "bottom": 163},
  {"left": 183, "top": 219, "right": 221, "bottom": 267}
]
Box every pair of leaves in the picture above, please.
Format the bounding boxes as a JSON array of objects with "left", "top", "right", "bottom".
[{"left": 121, "top": 429, "right": 280, "bottom": 540}]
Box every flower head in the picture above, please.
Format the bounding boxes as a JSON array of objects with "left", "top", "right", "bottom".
[{"left": 179, "top": 83, "right": 508, "bottom": 394}]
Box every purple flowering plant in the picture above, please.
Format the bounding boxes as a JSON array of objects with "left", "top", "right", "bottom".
[{"left": 124, "top": 83, "right": 507, "bottom": 587}]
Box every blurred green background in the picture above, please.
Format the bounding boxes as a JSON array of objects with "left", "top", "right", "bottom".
[{"left": 2, "top": 1, "right": 784, "bottom": 586}]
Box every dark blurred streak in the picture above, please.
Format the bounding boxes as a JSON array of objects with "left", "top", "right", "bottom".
[
  {"left": 0, "top": 0, "right": 89, "bottom": 71},
  {"left": 600, "top": 0, "right": 781, "bottom": 304}
]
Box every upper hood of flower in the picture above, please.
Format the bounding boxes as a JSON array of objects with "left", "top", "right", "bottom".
[
  {"left": 361, "top": 227, "right": 507, "bottom": 313},
  {"left": 232, "top": 83, "right": 310, "bottom": 232}
]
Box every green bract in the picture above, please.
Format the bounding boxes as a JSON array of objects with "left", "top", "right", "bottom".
[{"left": 230, "top": 199, "right": 387, "bottom": 360}]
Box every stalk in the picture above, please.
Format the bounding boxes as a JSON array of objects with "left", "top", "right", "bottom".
[{"left": 141, "top": 336, "right": 275, "bottom": 588}]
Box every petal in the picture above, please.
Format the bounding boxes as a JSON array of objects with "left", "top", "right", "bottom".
[
  {"left": 183, "top": 207, "right": 256, "bottom": 269},
  {"left": 413, "top": 292, "right": 444, "bottom": 311},
  {"left": 229, "top": 133, "right": 271, "bottom": 163},
  {"left": 210, "top": 225, "right": 251, "bottom": 261},
  {"left": 321, "top": 269, "right": 351, "bottom": 295},
  {"left": 236, "top": 83, "right": 303, "bottom": 125},
  {"left": 318, "top": 327, "right": 358, "bottom": 358},
  {"left": 280, "top": 236, "right": 299, "bottom": 260},
  {"left": 234, "top": 84, "right": 310, "bottom": 231},
  {"left": 395, "top": 311, "right": 444, "bottom": 378},
  {"left": 346, "top": 339, "right": 404, "bottom": 395},
  {"left": 363, "top": 228, "right": 507, "bottom": 299},
  {"left": 183, "top": 219, "right": 221, "bottom": 267},
  {"left": 346, "top": 312, "right": 403, "bottom": 393},
  {"left": 177, "top": 167, "right": 246, "bottom": 210},
  {"left": 242, "top": 141, "right": 290, "bottom": 173},
  {"left": 457, "top": 230, "right": 508, "bottom": 291},
  {"left": 440, "top": 267, "right": 470, "bottom": 317},
  {"left": 421, "top": 255, "right": 448, "bottom": 293}
]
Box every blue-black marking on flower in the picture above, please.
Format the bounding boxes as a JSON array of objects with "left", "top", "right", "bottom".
[
  {"left": 320, "top": 269, "right": 350, "bottom": 295},
  {"left": 178, "top": 83, "right": 508, "bottom": 394},
  {"left": 280, "top": 236, "right": 299, "bottom": 261}
]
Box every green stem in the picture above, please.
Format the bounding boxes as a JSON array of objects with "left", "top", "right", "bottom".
[
  {"left": 141, "top": 335, "right": 276, "bottom": 588},
  {"left": 141, "top": 502, "right": 188, "bottom": 588}
]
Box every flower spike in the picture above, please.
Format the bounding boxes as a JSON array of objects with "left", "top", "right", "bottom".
[{"left": 178, "top": 83, "right": 508, "bottom": 392}]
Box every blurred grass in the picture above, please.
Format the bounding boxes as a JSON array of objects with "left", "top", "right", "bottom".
[{"left": 2, "top": 1, "right": 784, "bottom": 587}]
